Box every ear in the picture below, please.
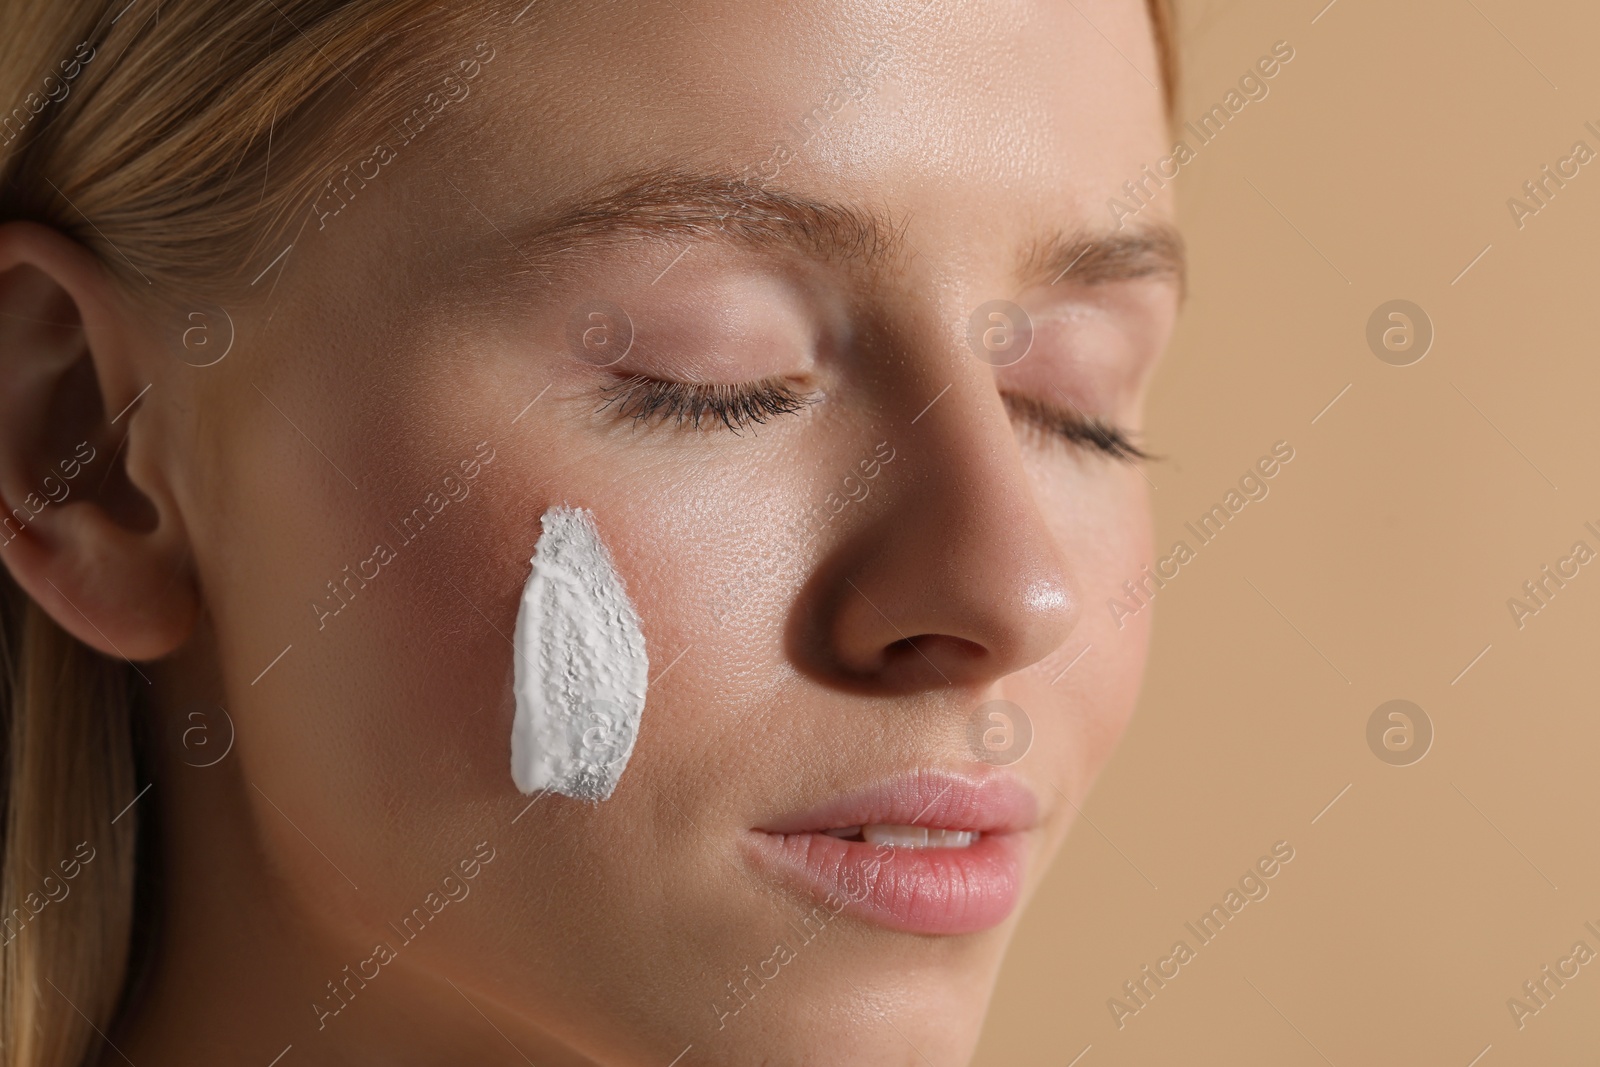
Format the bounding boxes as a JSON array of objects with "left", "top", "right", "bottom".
[{"left": 0, "top": 221, "right": 198, "bottom": 660}]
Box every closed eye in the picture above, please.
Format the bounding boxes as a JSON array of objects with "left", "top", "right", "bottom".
[
  {"left": 594, "top": 376, "right": 1146, "bottom": 459},
  {"left": 1002, "top": 392, "right": 1152, "bottom": 463},
  {"left": 599, "top": 374, "right": 816, "bottom": 433}
]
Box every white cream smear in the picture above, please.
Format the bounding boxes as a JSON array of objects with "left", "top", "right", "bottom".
[{"left": 511, "top": 506, "right": 649, "bottom": 801}]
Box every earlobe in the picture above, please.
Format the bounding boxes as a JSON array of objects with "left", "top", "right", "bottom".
[{"left": 0, "top": 221, "right": 199, "bottom": 661}]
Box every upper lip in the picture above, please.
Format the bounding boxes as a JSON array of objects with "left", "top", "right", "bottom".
[{"left": 754, "top": 769, "right": 1039, "bottom": 836}]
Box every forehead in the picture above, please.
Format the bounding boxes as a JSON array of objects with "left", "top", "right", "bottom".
[{"left": 458, "top": 0, "right": 1169, "bottom": 236}]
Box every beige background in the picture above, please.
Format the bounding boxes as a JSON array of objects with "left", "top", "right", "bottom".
[{"left": 975, "top": 1, "right": 1600, "bottom": 1063}]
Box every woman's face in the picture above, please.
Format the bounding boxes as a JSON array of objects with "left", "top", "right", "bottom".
[{"left": 147, "top": 1, "right": 1179, "bottom": 1062}]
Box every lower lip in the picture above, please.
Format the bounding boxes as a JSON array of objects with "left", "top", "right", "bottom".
[{"left": 746, "top": 829, "right": 1027, "bottom": 935}]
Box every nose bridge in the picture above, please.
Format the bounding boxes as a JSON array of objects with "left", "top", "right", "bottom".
[
  {"left": 901, "top": 363, "right": 1077, "bottom": 611},
  {"left": 894, "top": 262, "right": 1069, "bottom": 590},
  {"left": 812, "top": 310, "right": 1081, "bottom": 688}
]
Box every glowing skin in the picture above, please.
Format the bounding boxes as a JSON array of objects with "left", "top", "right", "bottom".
[
  {"left": 0, "top": 1, "right": 1182, "bottom": 1064},
  {"left": 511, "top": 506, "right": 649, "bottom": 800}
]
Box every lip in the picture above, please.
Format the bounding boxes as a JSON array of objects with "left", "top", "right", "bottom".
[{"left": 746, "top": 770, "right": 1038, "bottom": 935}]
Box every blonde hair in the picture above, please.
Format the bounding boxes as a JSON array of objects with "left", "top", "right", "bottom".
[
  {"left": 0, "top": 2, "right": 1178, "bottom": 1062},
  {"left": 0, "top": 3, "right": 502, "bottom": 1062}
]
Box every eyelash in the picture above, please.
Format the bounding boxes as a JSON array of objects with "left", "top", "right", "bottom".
[
  {"left": 599, "top": 375, "right": 817, "bottom": 432},
  {"left": 597, "top": 377, "right": 1149, "bottom": 463},
  {"left": 1002, "top": 393, "right": 1151, "bottom": 463}
]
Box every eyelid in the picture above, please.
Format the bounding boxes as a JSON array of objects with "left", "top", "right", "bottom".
[
  {"left": 598, "top": 374, "right": 817, "bottom": 433},
  {"left": 1001, "top": 392, "right": 1152, "bottom": 463}
]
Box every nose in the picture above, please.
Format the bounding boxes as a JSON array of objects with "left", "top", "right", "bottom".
[{"left": 813, "top": 373, "right": 1081, "bottom": 692}]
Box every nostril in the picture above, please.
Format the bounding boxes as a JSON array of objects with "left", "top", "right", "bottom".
[{"left": 885, "top": 633, "right": 987, "bottom": 667}]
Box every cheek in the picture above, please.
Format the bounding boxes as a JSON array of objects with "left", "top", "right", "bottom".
[
  {"left": 193, "top": 331, "right": 543, "bottom": 932},
  {"left": 1021, "top": 458, "right": 1153, "bottom": 791}
]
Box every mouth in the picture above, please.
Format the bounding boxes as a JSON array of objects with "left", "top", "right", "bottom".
[
  {"left": 746, "top": 771, "right": 1037, "bottom": 935},
  {"left": 819, "top": 825, "right": 980, "bottom": 848}
]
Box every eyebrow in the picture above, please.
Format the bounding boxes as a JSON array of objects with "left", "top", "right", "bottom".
[
  {"left": 1019, "top": 224, "right": 1187, "bottom": 296},
  {"left": 500, "top": 169, "right": 1186, "bottom": 293}
]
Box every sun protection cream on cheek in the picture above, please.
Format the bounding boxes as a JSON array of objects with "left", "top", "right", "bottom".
[{"left": 511, "top": 506, "right": 649, "bottom": 801}]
